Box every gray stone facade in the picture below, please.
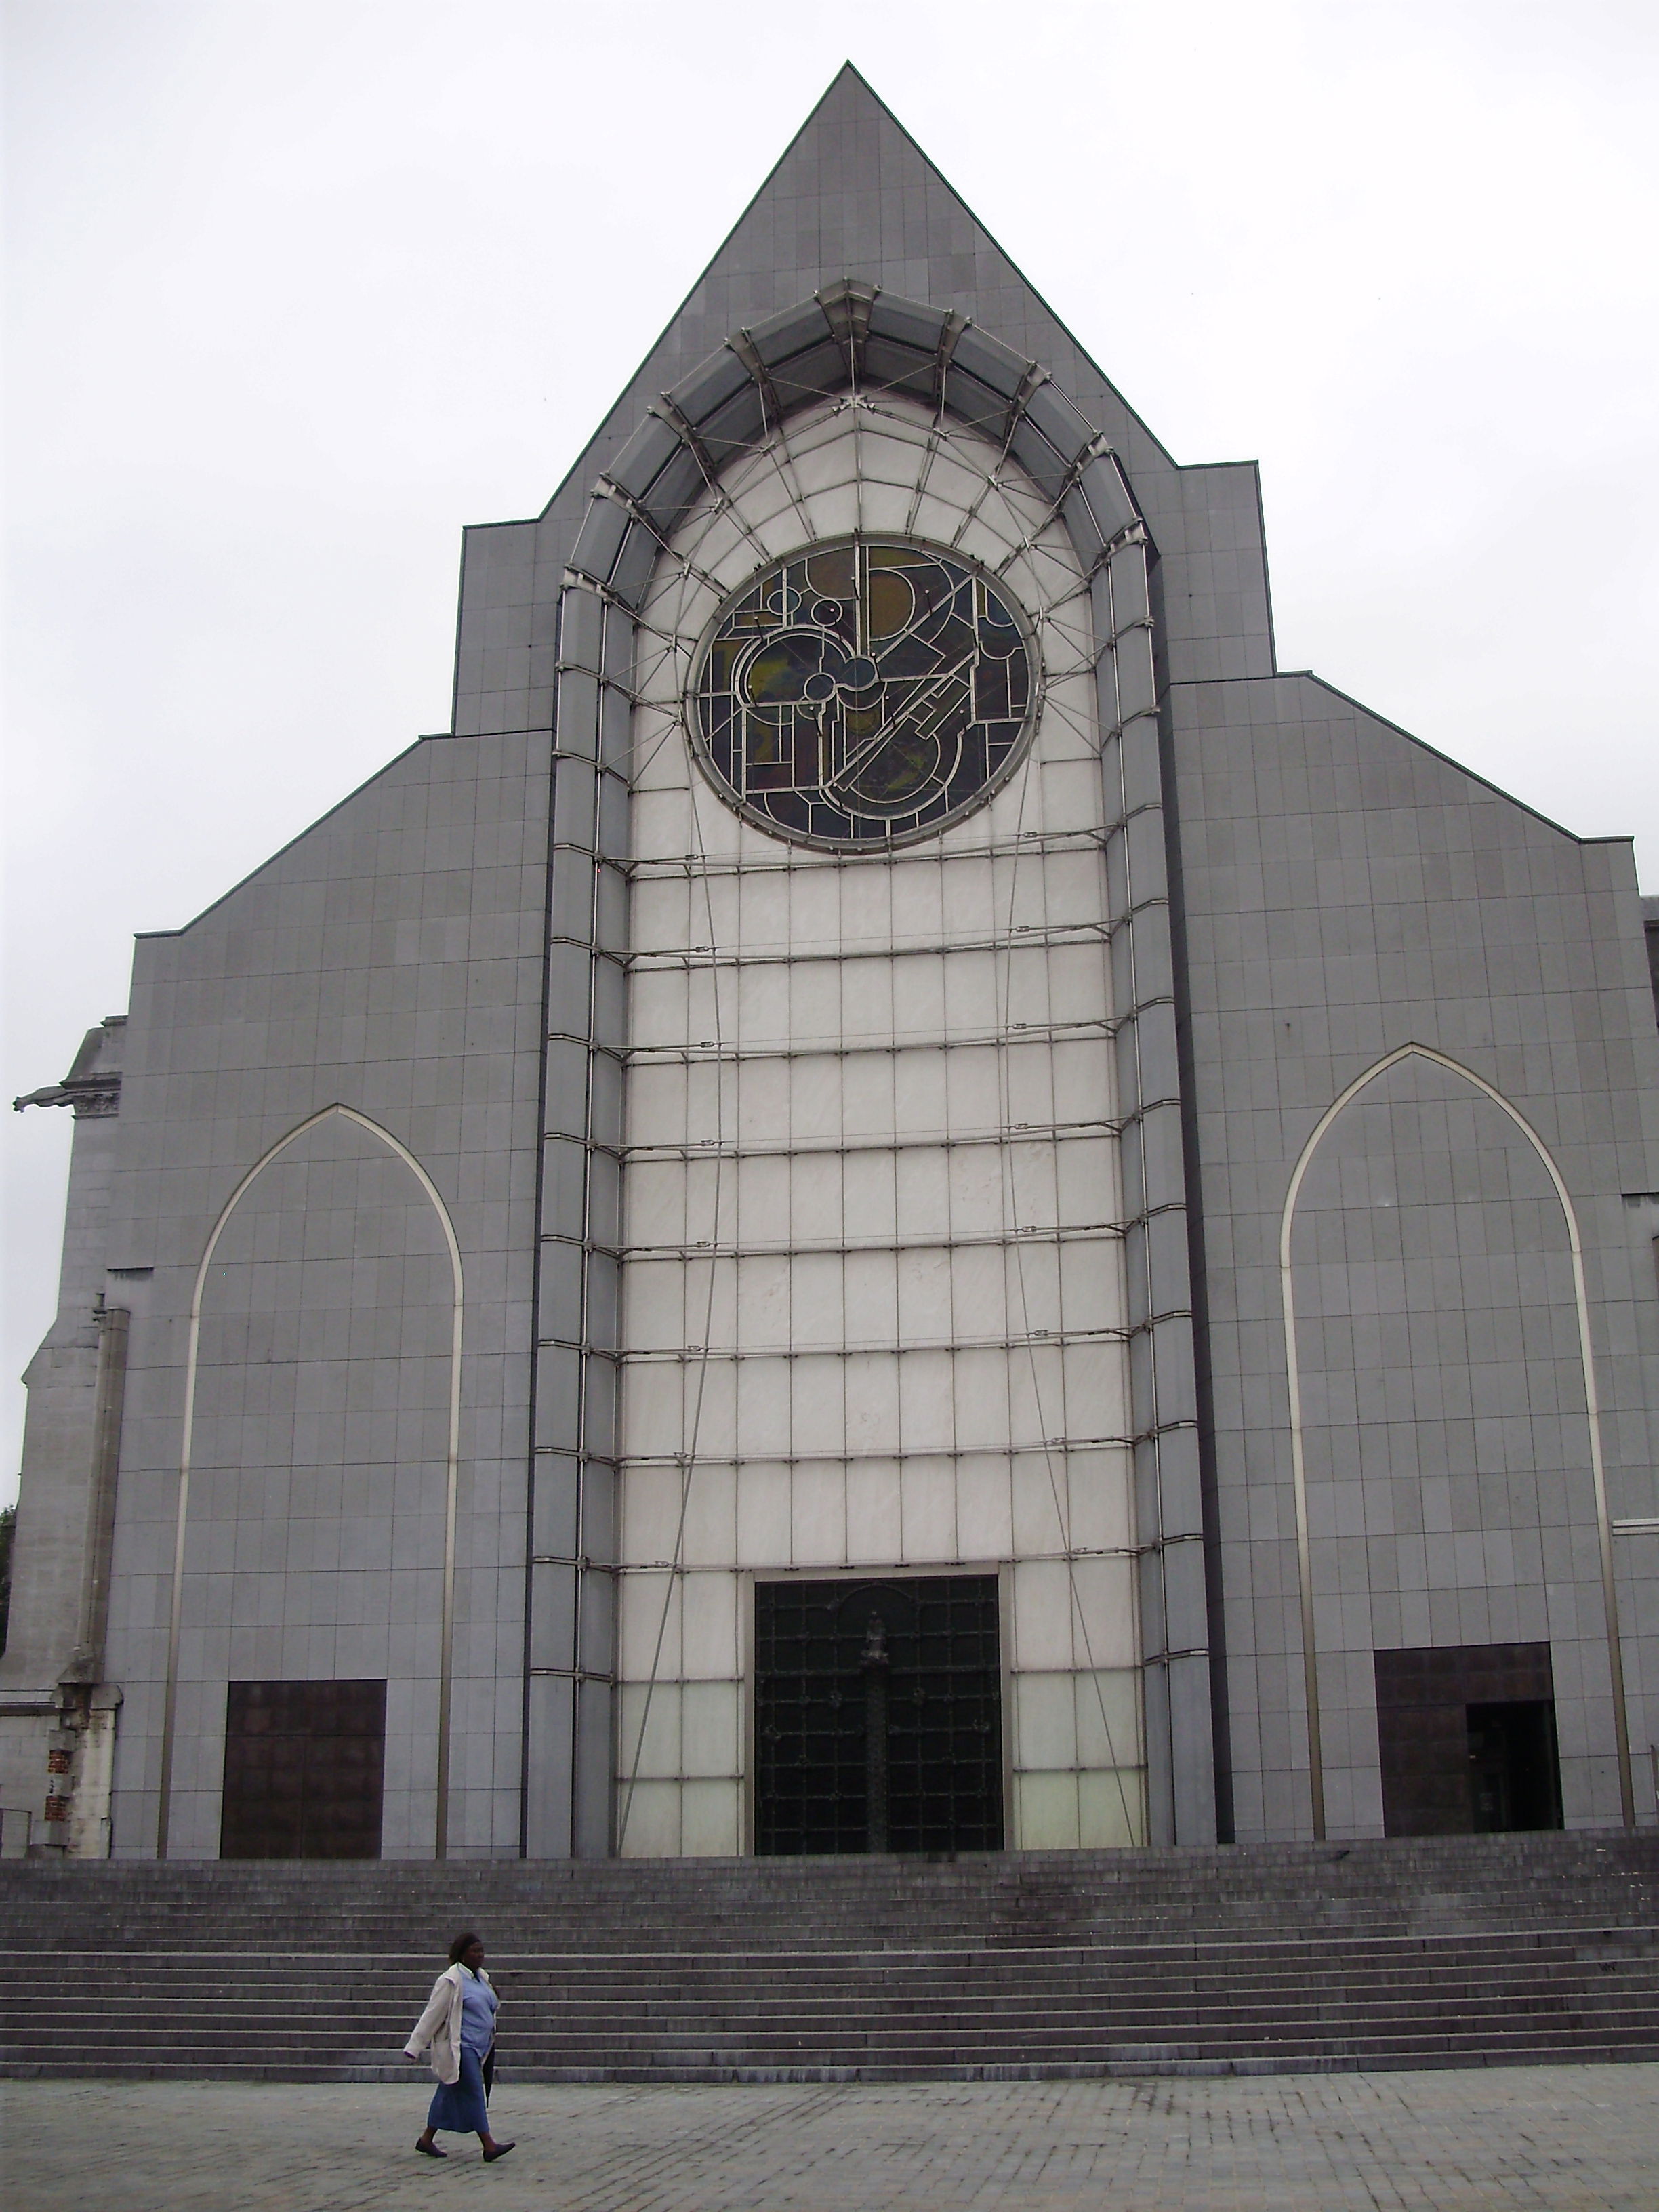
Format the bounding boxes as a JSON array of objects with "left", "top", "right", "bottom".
[
  {"left": 5, "top": 67, "right": 1654, "bottom": 1860},
  {"left": 1168, "top": 676, "right": 1659, "bottom": 1837},
  {"left": 7, "top": 735, "right": 548, "bottom": 1858}
]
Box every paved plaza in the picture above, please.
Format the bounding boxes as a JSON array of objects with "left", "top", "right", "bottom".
[{"left": 3, "top": 2065, "right": 1658, "bottom": 2211}]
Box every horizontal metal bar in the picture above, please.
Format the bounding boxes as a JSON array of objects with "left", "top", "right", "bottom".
[
  {"left": 616, "top": 1543, "right": 1141, "bottom": 1574},
  {"left": 623, "top": 1223, "right": 1124, "bottom": 1261},
  {"left": 626, "top": 829, "right": 1107, "bottom": 880},
  {"left": 618, "top": 1435, "right": 1134, "bottom": 1468},
  {"left": 1127, "top": 1418, "right": 1200, "bottom": 1445},
  {"left": 537, "top": 1138, "right": 625, "bottom": 1162},
  {"left": 551, "top": 666, "right": 643, "bottom": 701},
  {"left": 535, "top": 1235, "right": 623, "bottom": 1261},
  {"left": 629, "top": 922, "right": 1111, "bottom": 974},
  {"left": 1123, "top": 1308, "right": 1195, "bottom": 1336},
  {"left": 544, "top": 1027, "right": 627, "bottom": 1056},
  {"left": 561, "top": 914, "right": 1162, "bottom": 975},
  {"left": 626, "top": 1017, "right": 1118, "bottom": 1065},
  {"left": 1112, "top": 999, "right": 1176, "bottom": 1034},
  {"left": 1099, "top": 708, "right": 1162, "bottom": 742},
  {"left": 623, "top": 1118, "right": 1123, "bottom": 1163},
  {"left": 546, "top": 745, "right": 636, "bottom": 776},
  {"left": 624, "top": 1324, "right": 1127, "bottom": 1364}
]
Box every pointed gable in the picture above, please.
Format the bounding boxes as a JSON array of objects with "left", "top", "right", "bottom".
[
  {"left": 548, "top": 65, "right": 1175, "bottom": 529},
  {"left": 452, "top": 64, "right": 1273, "bottom": 741}
]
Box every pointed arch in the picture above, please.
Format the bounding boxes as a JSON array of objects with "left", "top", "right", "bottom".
[
  {"left": 1277, "top": 1043, "right": 1633, "bottom": 1836},
  {"left": 155, "top": 1105, "right": 464, "bottom": 1859},
  {"left": 567, "top": 281, "right": 1145, "bottom": 615}
]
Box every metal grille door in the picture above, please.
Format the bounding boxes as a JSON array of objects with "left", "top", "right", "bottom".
[{"left": 754, "top": 1576, "right": 1003, "bottom": 1855}]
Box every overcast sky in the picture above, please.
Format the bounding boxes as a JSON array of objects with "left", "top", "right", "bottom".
[{"left": 3, "top": 0, "right": 1657, "bottom": 1506}]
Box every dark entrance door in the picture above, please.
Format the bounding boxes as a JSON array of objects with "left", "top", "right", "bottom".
[
  {"left": 221, "top": 1679, "right": 386, "bottom": 1859},
  {"left": 1467, "top": 1701, "right": 1563, "bottom": 1831},
  {"left": 754, "top": 1575, "right": 1003, "bottom": 1855},
  {"left": 1374, "top": 1643, "right": 1563, "bottom": 1837}
]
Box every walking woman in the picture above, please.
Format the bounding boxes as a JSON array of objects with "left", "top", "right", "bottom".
[{"left": 405, "top": 1932, "right": 515, "bottom": 2163}]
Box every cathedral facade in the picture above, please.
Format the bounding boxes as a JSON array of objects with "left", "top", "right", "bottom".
[{"left": 5, "top": 68, "right": 1658, "bottom": 1862}]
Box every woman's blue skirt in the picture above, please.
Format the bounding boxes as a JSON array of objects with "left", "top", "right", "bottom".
[{"left": 426, "top": 2043, "right": 491, "bottom": 2135}]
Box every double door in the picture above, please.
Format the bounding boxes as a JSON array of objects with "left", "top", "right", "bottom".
[{"left": 754, "top": 1574, "right": 1004, "bottom": 1855}]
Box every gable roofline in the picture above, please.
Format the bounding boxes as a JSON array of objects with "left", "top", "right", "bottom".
[
  {"left": 533, "top": 62, "right": 1177, "bottom": 528},
  {"left": 1290, "top": 672, "right": 1619, "bottom": 848}
]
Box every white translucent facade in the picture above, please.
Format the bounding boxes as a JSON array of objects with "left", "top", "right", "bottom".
[{"left": 615, "top": 394, "right": 1145, "bottom": 1855}]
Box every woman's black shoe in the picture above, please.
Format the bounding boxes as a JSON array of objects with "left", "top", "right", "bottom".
[
  {"left": 482, "top": 2142, "right": 516, "bottom": 2162},
  {"left": 415, "top": 2140, "right": 447, "bottom": 2158}
]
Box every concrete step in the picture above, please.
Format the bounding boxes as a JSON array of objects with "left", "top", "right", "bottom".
[
  {"left": 12, "top": 2032, "right": 1659, "bottom": 2086},
  {"left": 4, "top": 1923, "right": 1652, "bottom": 1963},
  {"left": 9, "top": 1957, "right": 1652, "bottom": 2009},
  {"left": 7, "top": 1953, "right": 1656, "bottom": 2000},
  {"left": 12, "top": 1996, "right": 1658, "bottom": 2044},
  {"left": 4, "top": 1835, "right": 1656, "bottom": 2081}
]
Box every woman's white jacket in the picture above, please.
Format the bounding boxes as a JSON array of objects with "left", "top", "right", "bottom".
[{"left": 405, "top": 1964, "right": 497, "bottom": 2085}]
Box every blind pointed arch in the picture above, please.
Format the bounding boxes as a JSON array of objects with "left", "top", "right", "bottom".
[
  {"left": 155, "top": 1103, "right": 464, "bottom": 1860},
  {"left": 1277, "top": 1043, "right": 1634, "bottom": 1837}
]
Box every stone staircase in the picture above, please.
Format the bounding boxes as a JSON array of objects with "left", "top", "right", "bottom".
[{"left": 3, "top": 1833, "right": 1656, "bottom": 2082}]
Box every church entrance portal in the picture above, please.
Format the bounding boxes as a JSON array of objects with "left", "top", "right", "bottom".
[
  {"left": 1374, "top": 1643, "right": 1563, "bottom": 1837},
  {"left": 220, "top": 1679, "right": 386, "bottom": 1858},
  {"left": 754, "top": 1576, "right": 1004, "bottom": 1855}
]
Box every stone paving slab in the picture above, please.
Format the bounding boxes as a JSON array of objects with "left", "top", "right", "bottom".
[{"left": 3, "top": 2065, "right": 1657, "bottom": 2211}]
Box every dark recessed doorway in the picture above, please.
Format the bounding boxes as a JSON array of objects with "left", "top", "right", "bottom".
[
  {"left": 220, "top": 1679, "right": 386, "bottom": 1859},
  {"left": 754, "top": 1575, "right": 1004, "bottom": 1855},
  {"left": 1467, "top": 1700, "right": 1563, "bottom": 1832},
  {"left": 1374, "top": 1643, "right": 1563, "bottom": 1837}
]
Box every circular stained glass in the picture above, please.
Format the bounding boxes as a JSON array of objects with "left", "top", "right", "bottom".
[{"left": 688, "top": 537, "right": 1037, "bottom": 849}]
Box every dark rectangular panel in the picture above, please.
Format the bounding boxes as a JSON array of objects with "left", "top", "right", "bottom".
[
  {"left": 1374, "top": 1643, "right": 1559, "bottom": 1837},
  {"left": 1467, "top": 1700, "right": 1563, "bottom": 1832},
  {"left": 221, "top": 1679, "right": 386, "bottom": 1860}
]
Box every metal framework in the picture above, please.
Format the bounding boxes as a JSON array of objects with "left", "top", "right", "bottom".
[{"left": 525, "top": 280, "right": 1215, "bottom": 1859}]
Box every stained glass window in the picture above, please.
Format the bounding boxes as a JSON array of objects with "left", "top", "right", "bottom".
[{"left": 689, "top": 537, "right": 1036, "bottom": 848}]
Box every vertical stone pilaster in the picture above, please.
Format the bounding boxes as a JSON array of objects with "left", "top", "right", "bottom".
[
  {"left": 2, "top": 1019, "right": 129, "bottom": 1856},
  {"left": 1096, "top": 521, "right": 1217, "bottom": 1847},
  {"left": 525, "top": 579, "right": 632, "bottom": 1858}
]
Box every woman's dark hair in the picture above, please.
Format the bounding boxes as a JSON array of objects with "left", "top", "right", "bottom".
[{"left": 448, "top": 1931, "right": 483, "bottom": 1965}]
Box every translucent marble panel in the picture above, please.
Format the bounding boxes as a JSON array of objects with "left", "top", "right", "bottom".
[{"left": 615, "top": 394, "right": 1144, "bottom": 1853}]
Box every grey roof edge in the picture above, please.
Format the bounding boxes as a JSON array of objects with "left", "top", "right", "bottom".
[
  {"left": 528, "top": 62, "right": 1185, "bottom": 531},
  {"left": 461, "top": 518, "right": 541, "bottom": 533},
  {"left": 132, "top": 733, "right": 462, "bottom": 941},
  {"left": 1249, "top": 457, "right": 1278, "bottom": 674},
  {"left": 1172, "top": 668, "right": 1622, "bottom": 849}
]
